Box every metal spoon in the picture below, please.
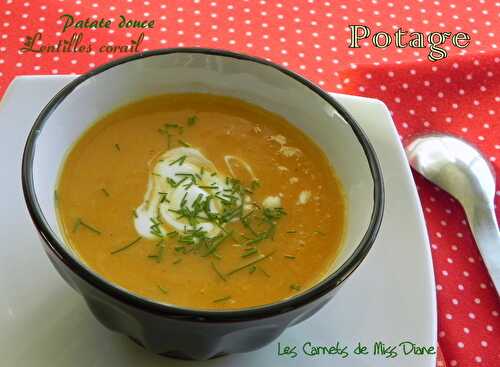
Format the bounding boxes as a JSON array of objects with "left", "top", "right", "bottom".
[{"left": 405, "top": 133, "right": 500, "bottom": 295}]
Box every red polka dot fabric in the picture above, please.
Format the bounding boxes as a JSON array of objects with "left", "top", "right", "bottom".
[
  {"left": 0, "top": 1, "right": 498, "bottom": 366},
  {"left": 340, "top": 52, "right": 500, "bottom": 367}
]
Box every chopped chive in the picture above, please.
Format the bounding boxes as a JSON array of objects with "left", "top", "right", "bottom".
[
  {"left": 167, "top": 230, "right": 178, "bottom": 238},
  {"left": 180, "top": 191, "right": 188, "bottom": 208},
  {"left": 260, "top": 267, "right": 271, "bottom": 278},
  {"left": 211, "top": 261, "right": 226, "bottom": 281},
  {"left": 286, "top": 230, "right": 297, "bottom": 234},
  {"left": 198, "top": 185, "right": 218, "bottom": 190},
  {"left": 226, "top": 251, "right": 275, "bottom": 276},
  {"left": 111, "top": 236, "right": 142, "bottom": 255},
  {"left": 250, "top": 180, "right": 260, "bottom": 190},
  {"left": 243, "top": 232, "right": 267, "bottom": 246},
  {"left": 175, "top": 173, "right": 196, "bottom": 177},
  {"left": 164, "top": 123, "right": 179, "bottom": 128},
  {"left": 74, "top": 218, "right": 101, "bottom": 235},
  {"left": 101, "top": 188, "right": 110, "bottom": 197},
  {"left": 54, "top": 190, "right": 59, "bottom": 203},
  {"left": 178, "top": 139, "right": 190, "bottom": 147},
  {"left": 187, "top": 115, "right": 198, "bottom": 126},
  {"left": 249, "top": 265, "right": 257, "bottom": 274},
  {"left": 72, "top": 218, "right": 81, "bottom": 233},
  {"left": 172, "top": 258, "right": 182, "bottom": 264},
  {"left": 158, "top": 285, "right": 168, "bottom": 294},
  {"left": 169, "top": 155, "right": 187, "bottom": 166},
  {"left": 213, "top": 295, "right": 231, "bottom": 303},
  {"left": 313, "top": 230, "right": 326, "bottom": 236},
  {"left": 290, "top": 284, "right": 301, "bottom": 291},
  {"left": 152, "top": 239, "right": 165, "bottom": 263},
  {"left": 284, "top": 255, "right": 296, "bottom": 260},
  {"left": 242, "top": 247, "right": 258, "bottom": 258},
  {"left": 156, "top": 247, "right": 165, "bottom": 263},
  {"left": 132, "top": 210, "right": 138, "bottom": 219},
  {"left": 202, "top": 231, "right": 233, "bottom": 257},
  {"left": 159, "top": 192, "right": 169, "bottom": 204},
  {"left": 167, "top": 133, "right": 172, "bottom": 148},
  {"left": 211, "top": 172, "right": 217, "bottom": 177},
  {"left": 114, "top": 143, "right": 120, "bottom": 151}
]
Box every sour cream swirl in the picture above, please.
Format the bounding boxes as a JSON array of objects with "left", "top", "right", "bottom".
[{"left": 134, "top": 147, "right": 230, "bottom": 239}]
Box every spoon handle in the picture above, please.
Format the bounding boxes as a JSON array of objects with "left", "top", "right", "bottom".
[{"left": 467, "top": 202, "right": 500, "bottom": 296}]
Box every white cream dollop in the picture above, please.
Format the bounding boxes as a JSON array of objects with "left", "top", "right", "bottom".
[{"left": 134, "top": 147, "right": 230, "bottom": 239}]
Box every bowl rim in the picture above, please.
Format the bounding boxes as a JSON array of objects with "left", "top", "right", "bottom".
[{"left": 21, "top": 47, "right": 384, "bottom": 321}]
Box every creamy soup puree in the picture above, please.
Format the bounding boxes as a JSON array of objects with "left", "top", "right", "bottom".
[{"left": 56, "top": 93, "right": 345, "bottom": 309}]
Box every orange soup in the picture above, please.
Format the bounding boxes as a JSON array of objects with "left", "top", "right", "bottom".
[{"left": 56, "top": 93, "right": 345, "bottom": 309}]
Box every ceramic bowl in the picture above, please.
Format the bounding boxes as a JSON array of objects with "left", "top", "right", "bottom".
[{"left": 22, "top": 48, "right": 384, "bottom": 360}]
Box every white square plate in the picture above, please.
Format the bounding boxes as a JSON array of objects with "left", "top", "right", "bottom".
[{"left": 0, "top": 76, "right": 436, "bottom": 367}]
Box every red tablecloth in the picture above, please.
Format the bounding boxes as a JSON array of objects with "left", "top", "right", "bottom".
[{"left": 0, "top": 1, "right": 498, "bottom": 366}]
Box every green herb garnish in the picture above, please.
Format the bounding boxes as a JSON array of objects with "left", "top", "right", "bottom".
[
  {"left": 178, "top": 139, "right": 190, "bottom": 147},
  {"left": 250, "top": 180, "right": 261, "bottom": 190},
  {"left": 169, "top": 155, "right": 187, "bottom": 166},
  {"left": 202, "top": 231, "right": 233, "bottom": 257},
  {"left": 73, "top": 218, "right": 101, "bottom": 235},
  {"left": 159, "top": 123, "right": 184, "bottom": 148},
  {"left": 284, "top": 255, "right": 296, "bottom": 260},
  {"left": 111, "top": 236, "right": 142, "bottom": 255},
  {"left": 211, "top": 261, "right": 226, "bottom": 281},
  {"left": 159, "top": 192, "right": 169, "bottom": 204},
  {"left": 226, "top": 251, "right": 275, "bottom": 276},
  {"left": 213, "top": 295, "right": 231, "bottom": 303},
  {"left": 260, "top": 267, "right": 271, "bottom": 278},
  {"left": 187, "top": 115, "right": 198, "bottom": 126},
  {"left": 148, "top": 239, "right": 165, "bottom": 262},
  {"left": 167, "top": 230, "right": 178, "bottom": 238},
  {"left": 101, "top": 188, "right": 110, "bottom": 197},
  {"left": 72, "top": 218, "right": 81, "bottom": 233},
  {"left": 158, "top": 285, "right": 168, "bottom": 294},
  {"left": 149, "top": 217, "right": 164, "bottom": 238},
  {"left": 114, "top": 143, "right": 120, "bottom": 151},
  {"left": 242, "top": 247, "right": 258, "bottom": 258}
]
